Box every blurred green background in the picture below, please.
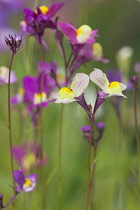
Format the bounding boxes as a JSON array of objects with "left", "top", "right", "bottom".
[{"left": 0, "top": 0, "right": 140, "bottom": 209}]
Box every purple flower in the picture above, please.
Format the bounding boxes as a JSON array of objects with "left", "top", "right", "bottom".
[
  {"left": 0, "top": 66, "right": 16, "bottom": 86},
  {"left": 131, "top": 76, "right": 139, "bottom": 89},
  {"left": 58, "top": 22, "right": 98, "bottom": 45},
  {"left": 20, "top": 3, "right": 64, "bottom": 38},
  {"left": 79, "top": 43, "right": 109, "bottom": 63},
  {"left": 22, "top": 73, "right": 53, "bottom": 110},
  {"left": 96, "top": 122, "right": 105, "bottom": 133},
  {"left": 4, "top": 34, "right": 22, "bottom": 54},
  {"left": 13, "top": 170, "right": 37, "bottom": 192},
  {"left": 12, "top": 142, "right": 47, "bottom": 173}
]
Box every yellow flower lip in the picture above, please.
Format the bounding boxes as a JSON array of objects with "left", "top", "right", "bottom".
[
  {"left": 93, "top": 42, "right": 103, "bottom": 58},
  {"left": 58, "top": 87, "right": 74, "bottom": 100},
  {"left": 35, "top": 5, "right": 49, "bottom": 14},
  {"left": 24, "top": 179, "right": 32, "bottom": 187},
  {"left": 76, "top": 25, "right": 92, "bottom": 43},
  {"left": 34, "top": 92, "right": 47, "bottom": 105}
]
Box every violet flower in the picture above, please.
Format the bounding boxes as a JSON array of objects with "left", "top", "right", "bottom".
[
  {"left": 58, "top": 22, "right": 98, "bottom": 45},
  {"left": 12, "top": 142, "right": 47, "bottom": 173},
  {"left": 22, "top": 72, "right": 54, "bottom": 110},
  {"left": 0, "top": 66, "right": 16, "bottom": 86},
  {"left": 20, "top": 3, "right": 64, "bottom": 46},
  {"left": 13, "top": 170, "right": 37, "bottom": 192}
]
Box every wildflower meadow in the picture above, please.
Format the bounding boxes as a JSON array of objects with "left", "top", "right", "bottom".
[{"left": 0, "top": 0, "right": 140, "bottom": 209}]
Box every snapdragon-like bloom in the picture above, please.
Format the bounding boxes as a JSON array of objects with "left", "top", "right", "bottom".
[
  {"left": 20, "top": 3, "right": 64, "bottom": 37},
  {"left": 55, "top": 73, "right": 89, "bottom": 103},
  {"left": 13, "top": 170, "right": 37, "bottom": 192},
  {"left": 90, "top": 69, "right": 127, "bottom": 98},
  {"left": 0, "top": 66, "right": 16, "bottom": 86},
  {"left": 58, "top": 22, "right": 98, "bottom": 45}
]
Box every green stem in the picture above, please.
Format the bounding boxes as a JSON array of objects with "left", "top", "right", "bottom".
[
  {"left": 8, "top": 53, "right": 16, "bottom": 201},
  {"left": 86, "top": 117, "right": 94, "bottom": 210},
  {"left": 58, "top": 104, "right": 64, "bottom": 210},
  {"left": 39, "top": 42, "right": 46, "bottom": 209},
  {"left": 134, "top": 88, "right": 140, "bottom": 185}
]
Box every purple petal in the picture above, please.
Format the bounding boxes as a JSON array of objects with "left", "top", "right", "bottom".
[
  {"left": 86, "top": 29, "right": 99, "bottom": 44},
  {"left": 58, "top": 22, "right": 78, "bottom": 44},
  {"left": 13, "top": 170, "right": 25, "bottom": 188},
  {"left": 47, "top": 3, "right": 64, "bottom": 18}
]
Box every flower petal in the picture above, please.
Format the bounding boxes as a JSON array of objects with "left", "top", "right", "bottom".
[
  {"left": 58, "top": 22, "right": 77, "bottom": 44},
  {"left": 71, "top": 73, "right": 89, "bottom": 97},
  {"left": 90, "top": 69, "right": 109, "bottom": 93},
  {"left": 121, "top": 83, "right": 127, "bottom": 90}
]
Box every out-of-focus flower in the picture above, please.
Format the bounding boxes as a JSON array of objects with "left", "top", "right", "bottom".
[
  {"left": 0, "top": 66, "right": 16, "bottom": 86},
  {"left": 116, "top": 46, "right": 133, "bottom": 76},
  {"left": 22, "top": 73, "right": 54, "bottom": 110},
  {"left": 96, "top": 122, "right": 105, "bottom": 133},
  {"left": 131, "top": 76, "right": 139, "bottom": 89},
  {"left": 10, "top": 88, "right": 24, "bottom": 104},
  {"left": 12, "top": 142, "right": 47, "bottom": 173},
  {"left": 134, "top": 62, "right": 140, "bottom": 74},
  {"left": 90, "top": 69, "right": 127, "bottom": 98},
  {"left": 54, "top": 73, "right": 89, "bottom": 103},
  {"left": 58, "top": 22, "right": 98, "bottom": 45},
  {"left": 13, "top": 170, "right": 37, "bottom": 192},
  {"left": 4, "top": 34, "right": 22, "bottom": 54}
]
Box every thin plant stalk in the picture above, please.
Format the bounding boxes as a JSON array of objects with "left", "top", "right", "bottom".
[
  {"left": 134, "top": 88, "right": 140, "bottom": 184},
  {"left": 86, "top": 117, "right": 94, "bottom": 210},
  {"left": 8, "top": 52, "right": 16, "bottom": 199},
  {"left": 58, "top": 104, "right": 64, "bottom": 210},
  {"left": 39, "top": 42, "right": 46, "bottom": 209}
]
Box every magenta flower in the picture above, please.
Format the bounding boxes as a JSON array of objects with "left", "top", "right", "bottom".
[
  {"left": 22, "top": 73, "right": 53, "bottom": 110},
  {"left": 20, "top": 3, "right": 64, "bottom": 38},
  {"left": 0, "top": 66, "right": 16, "bottom": 86},
  {"left": 13, "top": 170, "right": 37, "bottom": 192},
  {"left": 58, "top": 22, "right": 98, "bottom": 45}
]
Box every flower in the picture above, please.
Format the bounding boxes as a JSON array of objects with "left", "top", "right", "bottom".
[
  {"left": 55, "top": 73, "right": 89, "bottom": 103},
  {"left": 90, "top": 69, "right": 127, "bottom": 98},
  {"left": 58, "top": 22, "right": 98, "bottom": 45},
  {"left": 13, "top": 170, "right": 37, "bottom": 192},
  {"left": 20, "top": 3, "right": 64, "bottom": 37},
  {"left": 0, "top": 66, "right": 16, "bottom": 86},
  {"left": 4, "top": 34, "right": 22, "bottom": 54},
  {"left": 12, "top": 142, "right": 47, "bottom": 173}
]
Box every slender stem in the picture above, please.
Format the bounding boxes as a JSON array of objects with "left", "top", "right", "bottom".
[
  {"left": 8, "top": 53, "right": 16, "bottom": 199},
  {"left": 60, "top": 42, "right": 68, "bottom": 83},
  {"left": 134, "top": 88, "right": 140, "bottom": 185},
  {"left": 86, "top": 117, "right": 94, "bottom": 210},
  {"left": 58, "top": 104, "right": 64, "bottom": 210},
  {"left": 90, "top": 146, "right": 98, "bottom": 209},
  {"left": 39, "top": 42, "right": 46, "bottom": 209}
]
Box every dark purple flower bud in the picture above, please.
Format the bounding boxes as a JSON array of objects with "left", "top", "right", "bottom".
[
  {"left": 5, "top": 34, "right": 22, "bottom": 54},
  {"left": 96, "top": 122, "right": 105, "bottom": 133},
  {"left": 131, "top": 76, "right": 139, "bottom": 88},
  {"left": 81, "top": 125, "right": 91, "bottom": 143}
]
